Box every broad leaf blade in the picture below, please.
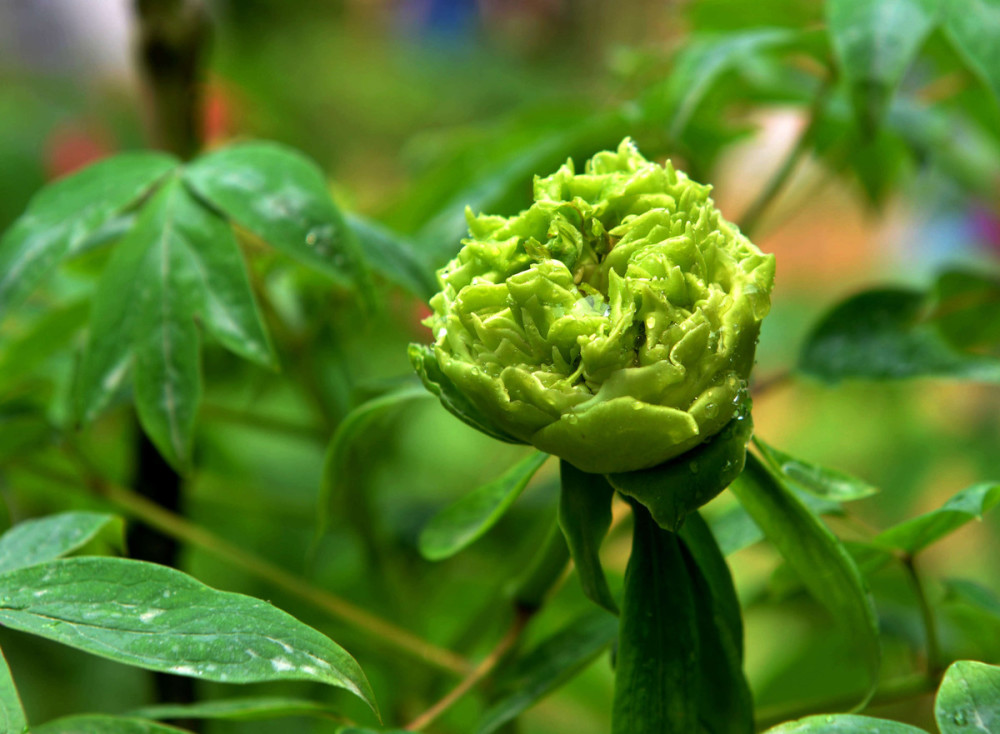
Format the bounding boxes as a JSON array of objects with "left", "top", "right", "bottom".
[
  {"left": 928, "top": 269, "right": 1000, "bottom": 353},
  {"left": 799, "top": 288, "right": 1000, "bottom": 383},
  {"left": 875, "top": 482, "right": 1000, "bottom": 554},
  {"left": 346, "top": 213, "right": 437, "bottom": 302},
  {"left": 827, "top": 0, "right": 938, "bottom": 131},
  {"left": 420, "top": 452, "right": 548, "bottom": 561},
  {"left": 0, "top": 646, "right": 27, "bottom": 734},
  {"left": 131, "top": 697, "right": 338, "bottom": 722},
  {"left": 477, "top": 609, "right": 617, "bottom": 734},
  {"left": 766, "top": 714, "right": 927, "bottom": 733},
  {"left": 754, "top": 438, "right": 879, "bottom": 502},
  {"left": 730, "top": 453, "right": 880, "bottom": 708},
  {"left": 944, "top": 0, "right": 1000, "bottom": 108},
  {"left": 935, "top": 660, "right": 1000, "bottom": 734},
  {"left": 0, "top": 512, "right": 123, "bottom": 574},
  {"left": 183, "top": 142, "right": 368, "bottom": 291},
  {"left": 558, "top": 461, "right": 618, "bottom": 613},
  {"left": 32, "top": 716, "right": 189, "bottom": 733},
  {"left": 0, "top": 152, "right": 177, "bottom": 317},
  {"left": 0, "top": 557, "right": 377, "bottom": 713}
]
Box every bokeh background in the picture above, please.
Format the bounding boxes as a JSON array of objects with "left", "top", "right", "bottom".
[{"left": 1, "top": 1, "right": 999, "bottom": 732}]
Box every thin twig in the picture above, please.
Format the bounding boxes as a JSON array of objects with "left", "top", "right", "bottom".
[
  {"left": 405, "top": 607, "right": 533, "bottom": 732},
  {"left": 902, "top": 553, "right": 942, "bottom": 676},
  {"left": 20, "top": 454, "right": 472, "bottom": 677}
]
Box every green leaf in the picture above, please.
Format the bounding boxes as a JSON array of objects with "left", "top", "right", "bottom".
[
  {"left": 346, "top": 213, "right": 437, "bottom": 302},
  {"left": 928, "top": 270, "right": 1000, "bottom": 354},
  {"left": 754, "top": 438, "right": 879, "bottom": 502},
  {"left": 730, "top": 453, "right": 880, "bottom": 708},
  {"left": 613, "top": 502, "right": 752, "bottom": 734},
  {"left": 0, "top": 152, "right": 177, "bottom": 317},
  {"left": 183, "top": 142, "right": 369, "bottom": 292},
  {"left": 558, "top": 461, "right": 618, "bottom": 614},
  {"left": 0, "top": 557, "right": 377, "bottom": 714},
  {"left": 943, "top": 0, "right": 1000, "bottom": 109},
  {"left": 874, "top": 482, "right": 1000, "bottom": 554},
  {"left": 798, "top": 288, "right": 1000, "bottom": 383},
  {"left": 76, "top": 176, "right": 275, "bottom": 468},
  {"left": 0, "top": 300, "right": 89, "bottom": 388},
  {"left": 409, "top": 344, "right": 523, "bottom": 445},
  {"left": 827, "top": 0, "right": 939, "bottom": 131},
  {"left": 0, "top": 646, "right": 27, "bottom": 734},
  {"left": 607, "top": 412, "right": 753, "bottom": 531},
  {"left": 644, "top": 29, "right": 800, "bottom": 139},
  {"left": 935, "top": 660, "right": 1000, "bottom": 734},
  {"left": 131, "top": 697, "right": 338, "bottom": 722},
  {"left": 0, "top": 512, "right": 123, "bottom": 574},
  {"left": 765, "top": 713, "right": 927, "bottom": 733},
  {"left": 419, "top": 452, "right": 548, "bottom": 561},
  {"left": 316, "top": 385, "right": 431, "bottom": 541},
  {"left": 32, "top": 716, "right": 189, "bottom": 733},
  {"left": 476, "top": 609, "right": 618, "bottom": 734}
]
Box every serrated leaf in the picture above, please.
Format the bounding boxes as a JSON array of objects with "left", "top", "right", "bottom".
[
  {"left": 874, "top": 482, "right": 1000, "bottom": 554},
  {"left": 730, "top": 453, "right": 880, "bottom": 709},
  {"left": 477, "top": 609, "right": 618, "bottom": 734},
  {"left": 419, "top": 452, "right": 548, "bottom": 561},
  {"left": 0, "top": 512, "right": 123, "bottom": 574},
  {"left": 32, "top": 716, "right": 189, "bottom": 734},
  {"left": 346, "top": 213, "right": 437, "bottom": 302},
  {"left": 935, "top": 660, "right": 1000, "bottom": 734},
  {"left": 130, "top": 697, "right": 338, "bottom": 722},
  {"left": 613, "top": 502, "right": 751, "bottom": 733},
  {"left": 76, "top": 176, "right": 275, "bottom": 468},
  {"left": 316, "top": 385, "right": 431, "bottom": 542},
  {"left": 944, "top": 0, "right": 1000, "bottom": 109},
  {"left": 183, "top": 142, "right": 369, "bottom": 293},
  {"left": 607, "top": 412, "right": 753, "bottom": 532},
  {"left": 765, "top": 713, "right": 927, "bottom": 733},
  {"left": 827, "top": 0, "right": 939, "bottom": 132},
  {"left": 799, "top": 288, "right": 1000, "bottom": 383},
  {"left": 0, "top": 646, "right": 27, "bottom": 734},
  {"left": 754, "top": 438, "right": 879, "bottom": 502},
  {"left": 558, "top": 461, "right": 618, "bottom": 613},
  {"left": 0, "top": 152, "right": 177, "bottom": 317},
  {"left": 0, "top": 557, "right": 377, "bottom": 713}
]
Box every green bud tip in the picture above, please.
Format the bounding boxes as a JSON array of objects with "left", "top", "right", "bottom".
[{"left": 414, "top": 138, "right": 775, "bottom": 474}]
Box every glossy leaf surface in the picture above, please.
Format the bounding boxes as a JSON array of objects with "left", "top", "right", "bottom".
[
  {"left": 766, "top": 714, "right": 927, "bottom": 733},
  {"left": 420, "top": 452, "right": 548, "bottom": 561},
  {"left": 935, "top": 660, "right": 1000, "bottom": 734},
  {"left": 730, "top": 453, "right": 880, "bottom": 708},
  {"left": 874, "top": 482, "right": 1000, "bottom": 554},
  {"left": 32, "top": 716, "right": 188, "bottom": 734},
  {"left": 0, "top": 558, "right": 377, "bottom": 712},
  {"left": 755, "top": 438, "right": 879, "bottom": 502},
  {"left": 0, "top": 512, "right": 123, "bottom": 574},
  {"left": 558, "top": 461, "right": 618, "bottom": 613}
]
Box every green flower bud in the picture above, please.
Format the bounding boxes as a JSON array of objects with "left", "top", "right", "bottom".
[{"left": 413, "top": 139, "right": 775, "bottom": 474}]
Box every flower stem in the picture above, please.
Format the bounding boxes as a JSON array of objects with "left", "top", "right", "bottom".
[{"left": 903, "top": 553, "right": 942, "bottom": 676}]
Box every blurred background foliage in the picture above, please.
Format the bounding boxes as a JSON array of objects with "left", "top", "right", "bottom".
[{"left": 0, "top": 0, "right": 999, "bottom": 732}]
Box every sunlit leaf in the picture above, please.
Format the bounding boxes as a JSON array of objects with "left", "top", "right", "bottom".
[
  {"left": 477, "top": 609, "right": 617, "bottom": 734},
  {"left": 32, "top": 716, "right": 189, "bottom": 734},
  {"left": 0, "top": 512, "right": 123, "bottom": 574},
  {"left": 0, "top": 557, "right": 377, "bottom": 713},
  {"left": 558, "top": 461, "right": 618, "bottom": 613},
  {"left": 0, "top": 152, "right": 177, "bottom": 317},
  {"left": 766, "top": 713, "right": 927, "bottom": 733},
  {"left": 827, "top": 0, "right": 939, "bottom": 131},
  {"left": 799, "top": 288, "right": 1000, "bottom": 383},
  {"left": 730, "top": 453, "right": 880, "bottom": 708},
  {"left": 874, "top": 482, "right": 1000, "bottom": 554},
  {"left": 935, "top": 660, "right": 1000, "bottom": 734},
  {"left": 419, "top": 452, "right": 548, "bottom": 561},
  {"left": 754, "top": 438, "right": 879, "bottom": 502},
  {"left": 0, "top": 646, "right": 27, "bottom": 734}
]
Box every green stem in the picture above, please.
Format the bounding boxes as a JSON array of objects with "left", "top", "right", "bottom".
[
  {"left": 22, "top": 455, "right": 472, "bottom": 677},
  {"left": 738, "top": 78, "right": 832, "bottom": 239},
  {"left": 510, "top": 520, "right": 571, "bottom": 611},
  {"left": 903, "top": 553, "right": 942, "bottom": 676}
]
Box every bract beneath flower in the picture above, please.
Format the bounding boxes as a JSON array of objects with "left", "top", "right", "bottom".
[{"left": 415, "top": 138, "right": 775, "bottom": 474}]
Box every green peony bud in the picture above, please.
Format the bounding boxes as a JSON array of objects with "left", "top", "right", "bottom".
[{"left": 412, "top": 139, "right": 775, "bottom": 474}]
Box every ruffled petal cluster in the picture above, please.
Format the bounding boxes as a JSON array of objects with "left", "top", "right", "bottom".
[{"left": 420, "top": 139, "right": 775, "bottom": 474}]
